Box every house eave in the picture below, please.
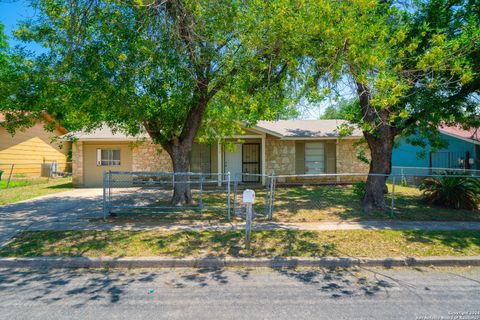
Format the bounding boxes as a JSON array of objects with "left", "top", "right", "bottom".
[
  {"left": 279, "top": 136, "right": 362, "bottom": 141},
  {"left": 440, "top": 131, "right": 480, "bottom": 146}
]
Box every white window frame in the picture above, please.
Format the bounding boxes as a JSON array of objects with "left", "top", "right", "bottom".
[
  {"left": 96, "top": 149, "right": 121, "bottom": 166},
  {"left": 304, "top": 142, "right": 325, "bottom": 174}
]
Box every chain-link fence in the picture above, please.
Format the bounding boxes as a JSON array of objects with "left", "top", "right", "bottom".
[
  {"left": 270, "top": 170, "right": 480, "bottom": 221},
  {"left": 232, "top": 173, "right": 274, "bottom": 220},
  {"left": 103, "top": 171, "right": 235, "bottom": 218},
  {"left": 0, "top": 162, "right": 72, "bottom": 189},
  {"left": 103, "top": 171, "right": 276, "bottom": 220},
  {"left": 102, "top": 168, "right": 479, "bottom": 221}
]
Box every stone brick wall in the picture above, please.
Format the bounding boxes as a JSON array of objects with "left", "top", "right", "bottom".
[
  {"left": 335, "top": 139, "right": 370, "bottom": 182},
  {"left": 265, "top": 138, "right": 296, "bottom": 177},
  {"left": 71, "top": 137, "right": 371, "bottom": 187},
  {"left": 131, "top": 141, "right": 172, "bottom": 172},
  {"left": 72, "top": 141, "right": 83, "bottom": 186},
  {"left": 336, "top": 139, "right": 370, "bottom": 173}
]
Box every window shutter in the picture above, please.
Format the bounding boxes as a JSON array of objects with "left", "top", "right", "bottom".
[
  {"left": 295, "top": 142, "right": 305, "bottom": 174},
  {"left": 96, "top": 149, "right": 102, "bottom": 166},
  {"left": 325, "top": 142, "right": 336, "bottom": 173}
]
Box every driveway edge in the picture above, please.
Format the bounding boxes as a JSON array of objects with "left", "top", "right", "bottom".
[{"left": 1, "top": 256, "right": 480, "bottom": 269}]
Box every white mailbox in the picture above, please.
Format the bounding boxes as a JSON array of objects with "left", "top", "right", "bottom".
[{"left": 242, "top": 189, "right": 255, "bottom": 204}]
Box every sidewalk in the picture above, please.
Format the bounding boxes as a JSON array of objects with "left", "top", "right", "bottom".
[{"left": 28, "top": 219, "right": 480, "bottom": 232}]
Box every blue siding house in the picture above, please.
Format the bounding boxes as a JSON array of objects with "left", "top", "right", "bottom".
[{"left": 392, "top": 125, "right": 480, "bottom": 174}]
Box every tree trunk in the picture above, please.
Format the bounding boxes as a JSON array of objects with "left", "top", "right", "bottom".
[
  {"left": 145, "top": 97, "right": 209, "bottom": 206},
  {"left": 166, "top": 141, "right": 194, "bottom": 206},
  {"left": 355, "top": 81, "right": 397, "bottom": 212},
  {"left": 362, "top": 128, "right": 395, "bottom": 212}
]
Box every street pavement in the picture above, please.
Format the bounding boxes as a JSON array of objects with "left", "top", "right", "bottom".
[{"left": 0, "top": 266, "right": 479, "bottom": 319}]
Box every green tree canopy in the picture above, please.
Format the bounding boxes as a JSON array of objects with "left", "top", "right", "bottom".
[
  {"left": 319, "top": 99, "right": 358, "bottom": 120},
  {"left": 8, "top": 0, "right": 295, "bottom": 204},
  {"left": 250, "top": 0, "right": 479, "bottom": 210}
]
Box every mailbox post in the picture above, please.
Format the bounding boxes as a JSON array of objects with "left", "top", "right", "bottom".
[{"left": 243, "top": 189, "right": 255, "bottom": 249}]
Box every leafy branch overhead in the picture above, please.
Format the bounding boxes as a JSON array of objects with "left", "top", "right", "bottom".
[{"left": 12, "top": 0, "right": 293, "bottom": 143}]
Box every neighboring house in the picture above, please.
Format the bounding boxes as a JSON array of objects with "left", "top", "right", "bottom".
[
  {"left": 0, "top": 113, "right": 71, "bottom": 177},
  {"left": 392, "top": 125, "right": 480, "bottom": 174},
  {"left": 68, "top": 120, "right": 370, "bottom": 187}
]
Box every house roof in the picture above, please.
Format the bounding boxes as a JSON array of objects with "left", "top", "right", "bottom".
[
  {"left": 439, "top": 124, "right": 480, "bottom": 145},
  {"left": 68, "top": 120, "right": 363, "bottom": 141},
  {"left": 0, "top": 112, "right": 68, "bottom": 134},
  {"left": 66, "top": 125, "right": 148, "bottom": 141},
  {"left": 254, "top": 120, "right": 363, "bottom": 139}
]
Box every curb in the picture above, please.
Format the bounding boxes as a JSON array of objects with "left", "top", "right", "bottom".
[{"left": 1, "top": 256, "right": 480, "bottom": 269}]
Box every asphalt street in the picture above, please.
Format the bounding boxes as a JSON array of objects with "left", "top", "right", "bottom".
[{"left": 0, "top": 266, "right": 479, "bottom": 319}]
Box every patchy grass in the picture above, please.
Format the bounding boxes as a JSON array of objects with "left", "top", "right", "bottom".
[
  {"left": 271, "top": 184, "right": 480, "bottom": 222},
  {"left": 0, "top": 179, "right": 45, "bottom": 189},
  {"left": 0, "top": 177, "right": 73, "bottom": 205},
  {"left": 99, "top": 183, "right": 479, "bottom": 224},
  {"left": 1, "top": 230, "right": 479, "bottom": 258}
]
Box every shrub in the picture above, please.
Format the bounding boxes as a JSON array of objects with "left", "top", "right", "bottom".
[
  {"left": 419, "top": 173, "right": 480, "bottom": 210},
  {"left": 352, "top": 181, "right": 366, "bottom": 198}
]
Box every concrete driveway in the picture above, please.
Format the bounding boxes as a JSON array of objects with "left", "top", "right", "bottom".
[{"left": 0, "top": 189, "right": 103, "bottom": 246}]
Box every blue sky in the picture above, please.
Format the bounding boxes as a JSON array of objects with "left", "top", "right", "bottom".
[{"left": 0, "top": 0, "right": 46, "bottom": 53}]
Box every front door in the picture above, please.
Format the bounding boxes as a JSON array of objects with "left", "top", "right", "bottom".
[
  {"left": 224, "top": 144, "right": 243, "bottom": 180},
  {"left": 242, "top": 143, "right": 260, "bottom": 182}
]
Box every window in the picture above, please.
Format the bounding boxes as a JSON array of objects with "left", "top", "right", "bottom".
[
  {"left": 96, "top": 149, "right": 121, "bottom": 166},
  {"left": 190, "top": 144, "right": 211, "bottom": 173},
  {"left": 304, "top": 142, "right": 325, "bottom": 174}
]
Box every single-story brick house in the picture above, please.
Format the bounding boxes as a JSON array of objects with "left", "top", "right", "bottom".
[{"left": 68, "top": 120, "right": 370, "bottom": 187}]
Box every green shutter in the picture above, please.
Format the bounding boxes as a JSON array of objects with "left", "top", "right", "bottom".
[
  {"left": 191, "top": 143, "right": 211, "bottom": 173},
  {"left": 324, "top": 142, "right": 336, "bottom": 173},
  {"left": 295, "top": 142, "right": 305, "bottom": 174}
]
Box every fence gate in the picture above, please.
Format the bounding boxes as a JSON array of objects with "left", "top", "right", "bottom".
[
  {"left": 232, "top": 173, "right": 275, "bottom": 220},
  {"left": 103, "top": 171, "right": 232, "bottom": 218}
]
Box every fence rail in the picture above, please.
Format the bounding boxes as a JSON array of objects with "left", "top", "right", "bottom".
[{"left": 102, "top": 168, "right": 480, "bottom": 221}]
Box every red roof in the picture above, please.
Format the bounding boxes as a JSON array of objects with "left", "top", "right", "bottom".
[{"left": 439, "top": 124, "right": 480, "bottom": 143}]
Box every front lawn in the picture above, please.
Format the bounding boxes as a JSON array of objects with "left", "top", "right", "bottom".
[
  {"left": 271, "top": 184, "right": 480, "bottom": 222},
  {"left": 99, "top": 183, "right": 479, "bottom": 224},
  {"left": 2, "top": 229, "right": 479, "bottom": 258},
  {"left": 0, "top": 177, "right": 73, "bottom": 205}
]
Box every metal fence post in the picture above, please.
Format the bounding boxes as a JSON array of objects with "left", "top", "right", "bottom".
[
  {"left": 225, "top": 172, "right": 231, "bottom": 220},
  {"left": 102, "top": 171, "right": 107, "bottom": 220},
  {"left": 245, "top": 202, "right": 252, "bottom": 249},
  {"left": 390, "top": 175, "right": 396, "bottom": 217},
  {"left": 199, "top": 174, "right": 204, "bottom": 209},
  {"left": 6, "top": 164, "right": 14, "bottom": 189},
  {"left": 264, "top": 176, "right": 270, "bottom": 216},
  {"left": 268, "top": 171, "right": 275, "bottom": 220},
  {"left": 108, "top": 170, "right": 112, "bottom": 216},
  {"left": 232, "top": 176, "right": 238, "bottom": 217}
]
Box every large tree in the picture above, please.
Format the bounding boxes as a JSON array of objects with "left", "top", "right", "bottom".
[
  {"left": 293, "top": 0, "right": 479, "bottom": 211},
  {"left": 10, "top": 0, "right": 292, "bottom": 204}
]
